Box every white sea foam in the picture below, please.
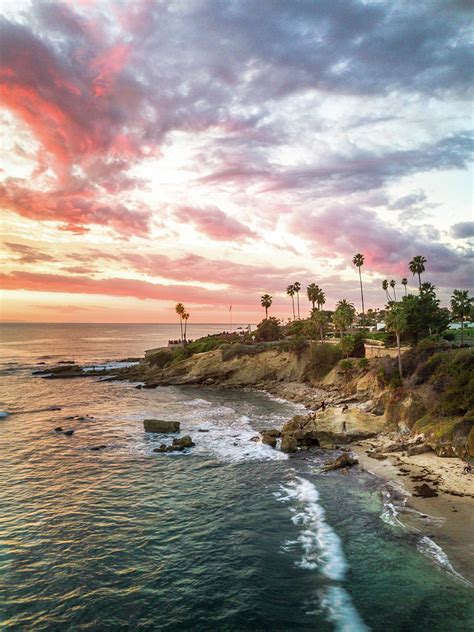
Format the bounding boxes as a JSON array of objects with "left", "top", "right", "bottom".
[
  {"left": 319, "top": 585, "right": 370, "bottom": 632},
  {"left": 417, "top": 536, "right": 472, "bottom": 586},
  {"left": 277, "top": 477, "right": 348, "bottom": 581}
]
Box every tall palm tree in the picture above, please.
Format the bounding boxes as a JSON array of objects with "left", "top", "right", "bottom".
[
  {"left": 420, "top": 282, "right": 436, "bottom": 298},
  {"left": 333, "top": 299, "right": 356, "bottom": 337},
  {"left": 316, "top": 289, "right": 326, "bottom": 311},
  {"left": 385, "top": 303, "right": 407, "bottom": 379},
  {"left": 409, "top": 255, "right": 427, "bottom": 290},
  {"left": 401, "top": 278, "right": 408, "bottom": 296},
  {"left": 182, "top": 312, "right": 190, "bottom": 342},
  {"left": 389, "top": 280, "right": 397, "bottom": 301},
  {"left": 352, "top": 253, "right": 365, "bottom": 315},
  {"left": 175, "top": 303, "right": 185, "bottom": 341},
  {"left": 293, "top": 281, "right": 301, "bottom": 319},
  {"left": 451, "top": 289, "right": 473, "bottom": 346},
  {"left": 261, "top": 294, "right": 273, "bottom": 319},
  {"left": 312, "top": 309, "right": 328, "bottom": 343},
  {"left": 307, "top": 283, "right": 319, "bottom": 310},
  {"left": 382, "top": 279, "right": 391, "bottom": 302},
  {"left": 286, "top": 284, "right": 296, "bottom": 320}
]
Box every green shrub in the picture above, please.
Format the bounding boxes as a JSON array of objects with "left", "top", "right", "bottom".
[
  {"left": 443, "top": 332, "right": 455, "bottom": 342},
  {"left": 359, "top": 357, "right": 370, "bottom": 371},
  {"left": 147, "top": 349, "right": 174, "bottom": 368},
  {"left": 288, "top": 334, "right": 308, "bottom": 356},
  {"left": 339, "top": 359, "right": 354, "bottom": 374},
  {"left": 307, "top": 343, "right": 342, "bottom": 380},
  {"left": 339, "top": 335, "right": 355, "bottom": 358},
  {"left": 254, "top": 317, "right": 283, "bottom": 342}
]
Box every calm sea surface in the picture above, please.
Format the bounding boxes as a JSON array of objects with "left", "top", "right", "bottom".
[{"left": 0, "top": 324, "right": 473, "bottom": 631}]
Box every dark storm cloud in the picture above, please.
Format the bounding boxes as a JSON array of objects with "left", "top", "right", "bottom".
[{"left": 452, "top": 222, "right": 474, "bottom": 239}]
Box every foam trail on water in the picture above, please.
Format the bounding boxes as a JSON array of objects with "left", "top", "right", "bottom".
[
  {"left": 276, "top": 476, "right": 369, "bottom": 630},
  {"left": 417, "top": 536, "right": 472, "bottom": 586}
]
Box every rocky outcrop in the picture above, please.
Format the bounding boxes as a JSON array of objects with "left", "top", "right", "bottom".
[
  {"left": 153, "top": 435, "right": 195, "bottom": 452},
  {"left": 322, "top": 452, "right": 358, "bottom": 472},
  {"left": 261, "top": 433, "right": 277, "bottom": 448},
  {"left": 144, "top": 419, "right": 180, "bottom": 433},
  {"left": 280, "top": 435, "right": 297, "bottom": 453}
]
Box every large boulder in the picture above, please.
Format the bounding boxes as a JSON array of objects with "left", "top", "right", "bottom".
[
  {"left": 280, "top": 435, "right": 297, "bottom": 453},
  {"left": 153, "top": 435, "right": 195, "bottom": 452},
  {"left": 322, "top": 452, "right": 358, "bottom": 472},
  {"left": 144, "top": 419, "right": 180, "bottom": 433}
]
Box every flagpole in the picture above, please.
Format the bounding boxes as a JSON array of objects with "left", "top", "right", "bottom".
[{"left": 229, "top": 305, "right": 232, "bottom": 333}]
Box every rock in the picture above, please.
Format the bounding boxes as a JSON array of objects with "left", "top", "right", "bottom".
[
  {"left": 382, "top": 442, "right": 410, "bottom": 453},
  {"left": 153, "top": 435, "right": 195, "bottom": 452},
  {"left": 144, "top": 419, "right": 180, "bottom": 433},
  {"left": 54, "top": 426, "right": 64, "bottom": 432},
  {"left": 65, "top": 416, "right": 75, "bottom": 420},
  {"left": 135, "top": 384, "right": 143, "bottom": 389},
  {"left": 413, "top": 483, "right": 438, "bottom": 498},
  {"left": 367, "top": 451, "right": 388, "bottom": 460},
  {"left": 47, "top": 405, "right": 62, "bottom": 411},
  {"left": 280, "top": 435, "right": 297, "bottom": 453},
  {"left": 407, "top": 444, "right": 432, "bottom": 456},
  {"left": 90, "top": 445, "right": 107, "bottom": 451},
  {"left": 261, "top": 428, "right": 281, "bottom": 438},
  {"left": 322, "top": 452, "right": 358, "bottom": 472},
  {"left": 250, "top": 435, "right": 260, "bottom": 442},
  {"left": 63, "top": 429, "right": 74, "bottom": 436},
  {"left": 198, "top": 428, "right": 209, "bottom": 433},
  {"left": 261, "top": 433, "right": 277, "bottom": 448}
]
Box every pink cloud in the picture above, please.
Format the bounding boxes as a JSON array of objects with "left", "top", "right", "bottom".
[{"left": 173, "top": 205, "right": 256, "bottom": 241}]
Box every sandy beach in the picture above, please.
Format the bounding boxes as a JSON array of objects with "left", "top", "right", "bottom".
[{"left": 352, "top": 437, "right": 474, "bottom": 583}]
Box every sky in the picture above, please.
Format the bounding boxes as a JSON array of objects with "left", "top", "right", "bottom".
[{"left": 0, "top": 0, "right": 473, "bottom": 323}]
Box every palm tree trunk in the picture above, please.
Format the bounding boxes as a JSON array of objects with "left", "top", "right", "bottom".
[
  {"left": 396, "top": 332, "right": 402, "bottom": 379},
  {"left": 265, "top": 307, "right": 268, "bottom": 318},
  {"left": 291, "top": 295, "right": 295, "bottom": 320},
  {"left": 179, "top": 317, "right": 183, "bottom": 341},
  {"left": 296, "top": 292, "right": 300, "bottom": 319},
  {"left": 461, "top": 316, "right": 464, "bottom": 346},
  {"left": 358, "top": 267, "right": 365, "bottom": 314},
  {"left": 393, "top": 288, "right": 397, "bottom": 301},
  {"left": 418, "top": 272, "right": 421, "bottom": 290},
  {"left": 184, "top": 320, "right": 187, "bottom": 342},
  {"left": 404, "top": 285, "right": 407, "bottom": 297}
]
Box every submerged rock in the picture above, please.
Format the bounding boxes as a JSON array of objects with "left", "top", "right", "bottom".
[
  {"left": 153, "top": 435, "right": 195, "bottom": 453},
  {"left": 413, "top": 483, "right": 438, "bottom": 498},
  {"left": 63, "top": 429, "right": 74, "bottom": 436},
  {"left": 144, "top": 419, "right": 180, "bottom": 433},
  {"left": 90, "top": 445, "right": 107, "bottom": 451},
  {"left": 54, "top": 426, "right": 64, "bottom": 432}
]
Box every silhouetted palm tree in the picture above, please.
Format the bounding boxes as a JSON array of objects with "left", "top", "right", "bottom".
[
  {"left": 389, "top": 279, "right": 397, "bottom": 301},
  {"left": 307, "top": 283, "right": 319, "bottom": 310},
  {"left": 382, "top": 280, "right": 391, "bottom": 302},
  {"left": 312, "top": 309, "right": 328, "bottom": 343},
  {"left": 293, "top": 282, "right": 301, "bottom": 319},
  {"left": 385, "top": 303, "right": 407, "bottom": 379},
  {"left": 182, "top": 312, "right": 190, "bottom": 342},
  {"left": 333, "top": 299, "right": 356, "bottom": 338},
  {"left": 175, "top": 303, "right": 185, "bottom": 340},
  {"left": 352, "top": 253, "right": 365, "bottom": 315},
  {"left": 317, "top": 289, "right": 326, "bottom": 310},
  {"left": 261, "top": 294, "right": 273, "bottom": 318},
  {"left": 420, "top": 282, "right": 436, "bottom": 299},
  {"left": 401, "top": 278, "right": 408, "bottom": 296},
  {"left": 451, "top": 289, "right": 473, "bottom": 346},
  {"left": 286, "top": 284, "right": 296, "bottom": 320},
  {"left": 409, "top": 255, "right": 427, "bottom": 290}
]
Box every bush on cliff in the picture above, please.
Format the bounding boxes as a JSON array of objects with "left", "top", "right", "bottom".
[
  {"left": 254, "top": 317, "right": 283, "bottom": 342},
  {"left": 306, "top": 343, "right": 342, "bottom": 380},
  {"left": 148, "top": 349, "right": 174, "bottom": 368}
]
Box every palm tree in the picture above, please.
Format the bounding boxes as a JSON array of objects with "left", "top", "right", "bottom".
[
  {"left": 293, "top": 281, "right": 301, "bottom": 319},
  {"left": 316, "top": 289, "right": 326, "bottom": 311},
  {"left": 333, "top": 299, "right": 356, "bottom": 337},
  {"left": 385, "top": 303, "right": 407, "bottom": 379},
  {"left": 261, "top": 294, "right": 273, "bottom": 318},
  {"left": 352, "top": 253, "right": 365, "bottom": 315},
  {"left": 307, "top": 283, "right": 319, "bottom": 310},
  {"left": 182, "top": 312, "right": 189, "bottom": 342},
  {"left": 382, "top": 279, "right": 391, "bottom": 302},
  {"left": 451, "top": 289, "right": 474, "bottom": 346},
  {"left": 389, "top": 280, "right": 397, "bottom": 301},
  {"left": 420, "top": 282, "right": 436, "bottom": 299},
  {"left": 312, "top": 309, "right": 328, "bottom": 342},
  {"left": 409, "top": 255, "right": 427, "bottom": 290},
  {"left": 401, "top": 278, "right": 408, "bottom": 296},
  {"left": 175, "top": 303, "right": 185, "bottom": 341},
  {"left": 286, "top": 284, "right": 296, "bottom": 320}
]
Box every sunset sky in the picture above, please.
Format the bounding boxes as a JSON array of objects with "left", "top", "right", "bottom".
[{"left": 0, "top": 0, "right": 473, "bottom": 323}]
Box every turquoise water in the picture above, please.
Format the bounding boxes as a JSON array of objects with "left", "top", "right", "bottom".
[{"left": 0, "top": 324, "right": 473, "bottom": 630}]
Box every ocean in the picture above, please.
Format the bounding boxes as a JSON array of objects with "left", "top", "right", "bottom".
[{"left": 0, "top": 323, "right": 473, "bottom": 631}]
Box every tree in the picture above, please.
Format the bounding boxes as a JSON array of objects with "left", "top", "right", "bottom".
[
  {"left": 286, "top": 284, "right": 296, "bottom": 320},
  {"left": 401, "top": 292, "right": 450, "bottom": 345},
  {"left": 333, "top": 299, "right": 356, "bottom": 337},
  {"left": 339, "top": 335, "right": 355, "bottom": 359},
  {"left": 175, "top": 303, "right": 185, "bottom": 341},
  {"left": 409, "top": 255, "right": 427, "bottom": 290},
  {"left": 389, "top": 280, "right": 397, "bottom": 301},
  {"left": 385, "top": 303, "right": 407, "bottom": 379},
  {"left": 260, "top": 294, "right": 273, "bottom": 318},
  {"left": 352, "top": 253, "right": 365, "bottom": 315},
  {"left": 255, "top": 317, "right": 282, "bottom": 342},
  {"left": 420, "top": 282, "right": 436, "bottom": 299},
  {"left": 317, "top": 289, "right": 326, "bottom": 310},
  {"left": 307, "top": 283, "right": 319, "bottom": 310},
  {"left": 401, "top": 277, "right": 408, "bottom": 296},
  {"left": 311, "top": 308, "right": 328, "bottom": 342},
  {"left": 382, "top": 279, "right": 391, "bottom": 302},
  {"left": 293, "top": 281, "right": 301, "bottom": 319},
  {"left": 182, "top": 312, "right": 189, "bottom": 342},
  {"left": 451, "top": 289, "right": 474, "bottom": 346}
]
